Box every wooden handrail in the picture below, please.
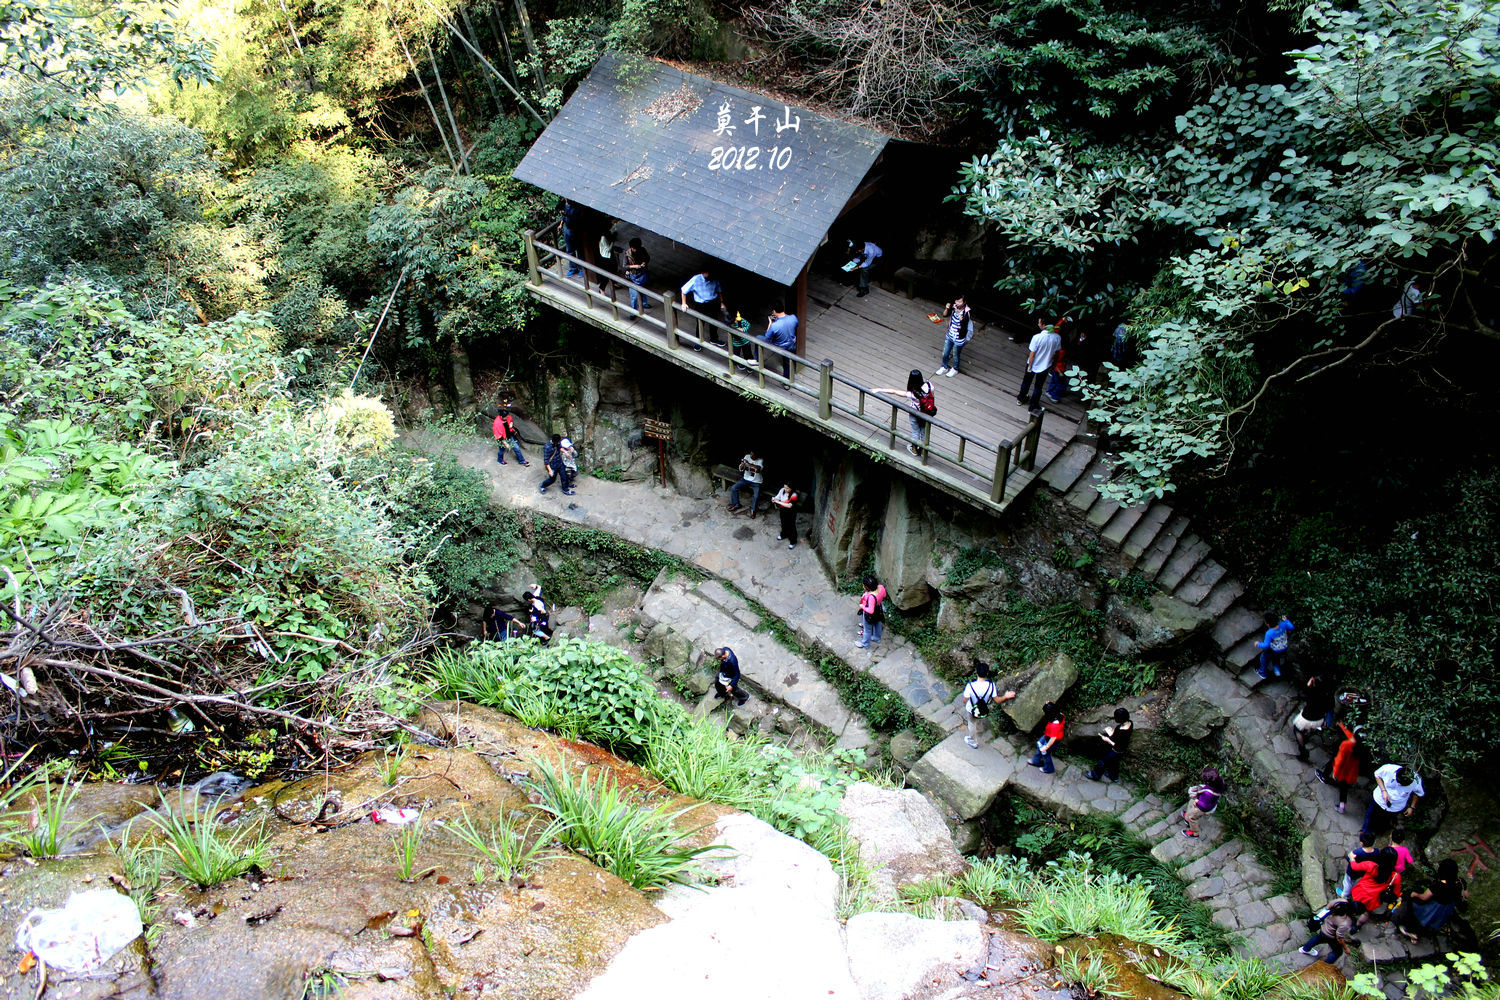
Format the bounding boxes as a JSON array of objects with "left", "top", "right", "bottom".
[{"left": 524, "top": 229, "right": 1043, "bottom": 505}]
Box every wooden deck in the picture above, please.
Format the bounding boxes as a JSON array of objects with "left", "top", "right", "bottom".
[{"left": 522, "top": 225, "right": 1085, "bottom": 514}]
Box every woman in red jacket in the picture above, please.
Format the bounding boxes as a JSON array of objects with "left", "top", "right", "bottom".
[
  {"left": 1347, "top": 847, "right": 1401, "bottom": 927},
  {"left": 1318, "top": 723, "right": 1363, "bottom": 813}
]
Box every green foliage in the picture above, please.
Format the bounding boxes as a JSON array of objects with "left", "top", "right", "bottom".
[
  {"left": 528, "top": 758, "right": 721, "bottom": 891},
  {"left": 603, "top": 0, "right": 718, "bottom": 59},
  {"left": 0, "top": 0, "right": 218, "bottom": 108},
  {"left": 535, "top": 519, "right": 687, "bottom": 606},
  {"left": 1258, "top": 469, "right": 1500, "bottom": 771},
  {"left": 114, "top": 829, "right": 164, "bottom": 945},
  {"left": 946, "top": 545, "right": 1006, "bottom": 585},
  {"left": 391, "top": 821, "right": 427, "bottom": 882},
  {"left": 967, "top": 0, "right": 1231, "bottom": 134},
  {"left": 370, "top": 448, "right": 522, "bottom": 609},
  {"left": 428, "top": 638, "right": 662, "bottom": 753},
  {"left": 1351, "top": 952, "right": 1497, "bottom": 1000},
  {"left": 145, "top": 800, "right": 271, "bottom": 887},
  {"left": 815, "top": 655, "right": 923, "bottom": 734}
]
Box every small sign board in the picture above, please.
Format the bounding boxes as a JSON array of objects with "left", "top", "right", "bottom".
[{"left": 643, "top": 419, "right": 673, "bottom": 442}]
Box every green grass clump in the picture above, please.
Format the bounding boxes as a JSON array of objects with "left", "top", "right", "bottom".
[
  {"left": 4, "top": 770, "right": 88, "bottom": 858},
  {"left": 529, "top": 758, "right": 722, "bottom": 891},
  {"left": 442, "top": 810, "right": 556, "bottom": 882},
  {"left": 144, "top": 800, "right": 271, "bottom": 888}
]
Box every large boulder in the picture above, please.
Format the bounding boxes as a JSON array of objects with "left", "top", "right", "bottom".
[
  {"left": 1164, "top": 662, "right": 1251, "bottom": 740},
  {"left": 907, "top": 733, "right": 1017, "bottom": 821},
  {"left": 1104, "top": 593, "right": 1213, "bottom": 658},
  {"left": 1002, "top": 652, "right": 1078, "bottom": 733},
  {"left": 843, "top": 912, "right": 986, "bottom": 1000},
  {"left": 839, "top": 783, "right": 967, "bottom": 905},
  {"left": 578, "top": 812, "right": 861, "bottom": 1000},
  {"left": 812, "top": 455, "right": 875, "bottom": 582},
  {"left": 876, "top": 481, "right": 935, "bottom": 608}
]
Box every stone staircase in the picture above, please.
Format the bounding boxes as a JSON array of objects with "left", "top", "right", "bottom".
[{"left": 1037, "top": 439, "right": 1268, "bottom": 682}]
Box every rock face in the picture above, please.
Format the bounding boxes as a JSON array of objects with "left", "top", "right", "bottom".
[
  {"left": 577, "top": 812, "right": 862, "bottom": 1000},
  {"left": 1164, "top": 662, "right": 1251, "bottom": 740},
  {"left": 843, "top": 912, "right": 986, "bottom": 1000},
  {"left": 839, "top": 783, "right": 966, "bottom": 905},
  {"left": 1002, "top": 652, "right": 1079, "bottom": 733},
  {"left": 877, "top": 481, "right": 936, "bottom": 608},
  {"left": 1104, "top": 593, "right": 1213, "bottom": 657},
  {"left": 812, "top": 456, "right": 875, "bottom": 584},
  {"left": 907, "top": 733, "right": 1017, "bottom": 821}
]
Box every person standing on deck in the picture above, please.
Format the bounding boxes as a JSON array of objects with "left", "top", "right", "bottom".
[
  {"left": 764, "top": 304, "right": 798, "bottom": 378},
  {"left": 847, "top": 239, "right": 882, "bottom": 297},
  {"left": 935, "top": 296, "right": 974, "bottom": 378},
  {"left": 872, "top": 370, "right": 936, "bottom": 457},
  {"left": 681, "top": 268, "right": 729, "bottom": 350},
  {"left": 561, "top": 200, "right": 583, "bottom": 278},
  {"left": 623, "top": 237, "right": 651, "bottom": 314},
  {"left": 1017, "top": 319, "right": 1062, "bottom": 412}
]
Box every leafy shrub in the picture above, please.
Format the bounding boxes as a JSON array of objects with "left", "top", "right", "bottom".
[
  {"left": 371, "top": 448, "right": 522, "bottom": 609},
  {"left": 427, "top": 638, "right": 661, "bottom": 754},
  {"left": 442, "top": 810, "right": 557, "bottom": 882},
  {"left": 529, "top": 758, "right": 721, "bottom": 890}
]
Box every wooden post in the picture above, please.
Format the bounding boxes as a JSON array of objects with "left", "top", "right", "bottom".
[
  {"left": 724, "top": 333, "right": 736, "bottom": 376},
  {"left": 991, "top": 443, "right": 1012, "bottom": 504},
  {"left": 920, "top": 420, "right": 932, "bottom": 465},
  {"left": 792, "top": 263, "right": 809, "bottom": 357},
  {"left": 818, "top": 359, "right": 833, "bottom": 420},
  {"left": 1022, "top": 411, "right": 1044, "bottom": 470},
  {"left": 663, "top": 293, "right": 679, "bottom": 351},
  {"left": 607, "top": 280, "right": 619, "bottom": 323},
  {"left": 524, "top": 230, "right": 540, "bottom": 286},
  {"left": 888, "top": 406, "right": 898, "bottom": 450}
]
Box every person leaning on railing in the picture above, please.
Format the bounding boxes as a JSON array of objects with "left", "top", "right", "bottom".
[
  {"left": 623, "top": 238, "right": 651, "bottom": 314},
  {"left": 763, "top": 304, "right": 798, "bottom": 378},
  {"left": 681, "top": 268, "right": 729, "bottom": 351}
]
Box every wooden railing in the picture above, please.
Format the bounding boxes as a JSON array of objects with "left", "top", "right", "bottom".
[{"left": 524, "top": 227, "right": 1044, "bottom": 505}]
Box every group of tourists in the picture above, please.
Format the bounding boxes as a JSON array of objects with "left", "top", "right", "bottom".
[
  {"left": 480, "top": 584, "right": 552, "bottom": 644},
  {"left": 491, "top": 404, "right": 580, "bottom": 497}
]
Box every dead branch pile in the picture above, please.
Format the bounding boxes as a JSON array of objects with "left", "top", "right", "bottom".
[
  {"left": 0, "top": 578, "right": 438, "bottom": 757},
  {"left": 746, "top": 0, "right": 990, "bottom": 134}
]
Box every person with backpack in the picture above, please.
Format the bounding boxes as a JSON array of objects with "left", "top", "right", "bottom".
[
  {"left": 962, "top": 662, "right": 1016, "bottom": 748},
  {"left": 1180, "top": 766, "right": 1226, "bottom": 838},
  {"left": 492, "top": 408, "right": 529, "bottom": 466},
  {"left": 711, "top": 646, "right": 748, "bottom": 708},
  {"left": 934, "top": 296, "right": 974, "bottom": 378},
  {"left": 539, "top": 434, "right": 565, "bottom": 495},
  {"left": 1347, "top": 846, "right": 1402, "bottom": 928},
  {"left": 1017, "top": 319, "right": 1063, "bottom": 412},
  {"left": 1255, "top": 613, "right": 1295, "bottom": 679},
  {"left": 856, "top": 575, "right": 887, "bottom": 648},
  {"left": 873, "top": 369, "right": 936, "bottom": 456},
  {"left": 1028, "top": 702, "right": 1066, "bottom": 774},
  {"left": 524, "top": 585, "right": 552, "bottom": 643},
  {"left": 1085, "top": 707, "right": 1132, "bottom": 782},
  {"left": 1298, "top": 899, "right": 1360, "bottom": 964},
  {"left": 771, "top": 484, "right": 799, "bottom": 550}
]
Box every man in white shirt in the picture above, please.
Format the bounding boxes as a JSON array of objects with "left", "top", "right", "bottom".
[
  {"left": 727, "top": 451, "right": 764, "bottom": 517},
  {"left": 1363, "top": 763, "right": 1424, "bottom": 836},
  {"left": 1017, "top": 319, "right": 1063, "bottom": 411},
  {"left": 681, "top": 269, "right": 728, "bottom": 351},
  {"left": 962, "top": 662, "right": 1016, "bottom": 748},
  {"left": 1392, "top": 278, "right": 1424, "bottom": 319}
]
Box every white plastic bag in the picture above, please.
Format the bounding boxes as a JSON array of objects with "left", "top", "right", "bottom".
[
  {"left": 15, "top": 889, "right": 142, "bottom": 974},
  {"left": 370, "top": 806, "right": 421, "bottom": 825}
]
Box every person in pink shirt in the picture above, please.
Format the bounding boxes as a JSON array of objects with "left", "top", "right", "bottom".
[{"left": 1389, "top": 828, "right": 1417, "bottom": 873}]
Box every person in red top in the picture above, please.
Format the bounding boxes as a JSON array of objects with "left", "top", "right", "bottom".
[
  {"left": 492, "top": 408, "right": 529, "bottom": 466},
  {"left": 1347, "top": 847, "right": 1402, "bottom": 927},
  {"left": 1317, "top": 723, "right": 1363, "bottom": 813},
  {"left": 1027, "top": 702, "right": 1065, "bottom": 774}
]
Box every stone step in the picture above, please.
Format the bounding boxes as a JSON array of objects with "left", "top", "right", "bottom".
[
  {"left": 1173, "top": 558, "right": 1228, "bottom": 606},
  {"left": 1120, "top": 503, "right": 1173, "bottom": 562},
  {"left": 1118, "top": 797, "right": 1160, "bottom": 827},
  {"left": 1212, "top": 604, "right": 1263, "bottom": 649},
  {"left": 1137, "top": 515, "right": 1191, "bottom": 580},
  {"left": 692, "top": 578, "right": 755, "bottom": 620},
  {"left": 1141, "top": 813, "right": 1180, "bottom": 843},
  {"left": 1199, "top": 576, "right": 1246, "bottom": 620},
  {"left": 1157, "top": 536, "right": 1211, "bottom": 592},
  {"left": 1064, "top": 467, "right": 1110, "bottom": 515},
  {"left": 1085, "top": 494, "right": 1122, "bottom": 530},
  {"left": 1100, "top": 502, "right": 1148, "bottom": 549},
  {"left": 1179, "top": 839, "right": 1248, "bottom": 881},
  {"left": 1038, "top": 439, "right": 1098, "bottom": 494},
  {"left": 1226, "top": 635, "right": 1264, "bottom": 673},
  {"left": 1237, "top": 921, "right": 1297, "bottom": 960},
  {"left": 1149, "top": 827, "right": 1219, "bottom": 865}
]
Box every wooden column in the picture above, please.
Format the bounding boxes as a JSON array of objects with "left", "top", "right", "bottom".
[{"left": 792, "top": 261, "right": 809, "bottom": 357}]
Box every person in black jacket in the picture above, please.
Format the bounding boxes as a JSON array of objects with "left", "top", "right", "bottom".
[
  {"left": 711, "top": 647, "right": 748, "bottom": 707},
  {"left": 539, "top": 434, "right": 565, "bottom": 494}
]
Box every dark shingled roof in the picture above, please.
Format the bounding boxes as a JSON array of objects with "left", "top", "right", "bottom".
[{"left": 513, "top": 54, "right": 888, "bottom": 287}]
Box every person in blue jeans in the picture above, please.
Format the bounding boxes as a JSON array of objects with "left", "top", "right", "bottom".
[
  {"left": 856, "top": 576, "right": 886, "bottom": 648},
  {"left": 1256, "top": 613, "right": 1295, "bottom": 678},
  {"left": 934, "top": 296, "right": 973, "bottom": 378},
  {"left": 623, "top": 238, "right": 650, "bottom": 312},
  {"left": 765, "top": 304, "right": 799, "bottom": 378},
  {"left": 561, "top": 200, "right": 583, "bottom": 278},
  {"left": 1028, "top": 703, "right": 1065, "bottom": 774}
]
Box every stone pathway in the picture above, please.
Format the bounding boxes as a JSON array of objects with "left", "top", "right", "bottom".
[{"left": 443, "top": 435, "right": 1435, "bottom": 976}]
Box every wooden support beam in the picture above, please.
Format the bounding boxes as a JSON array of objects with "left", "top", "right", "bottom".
[{"left": 792, "top": 262, "right": 809, "bottom": 357}]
